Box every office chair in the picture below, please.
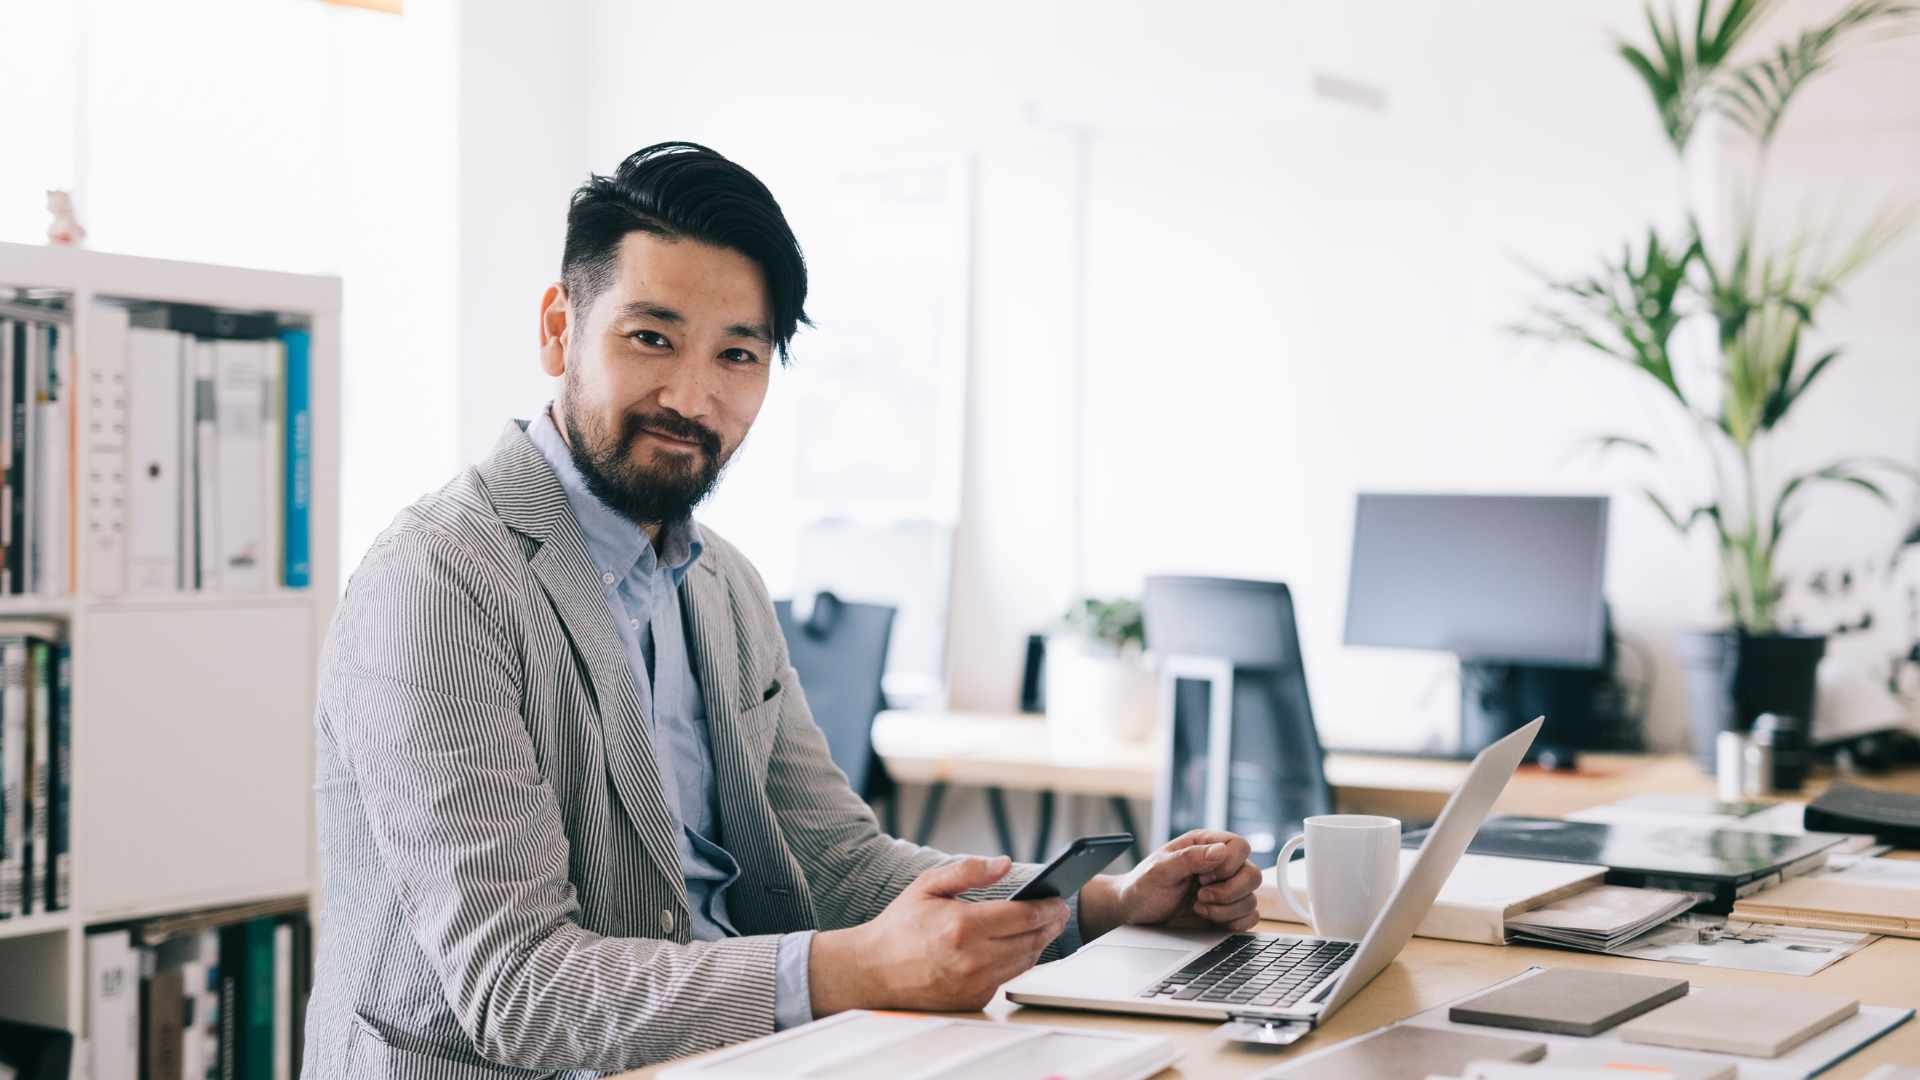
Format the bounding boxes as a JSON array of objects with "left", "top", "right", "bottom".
[
  {"left": 1142, "top": 576, "right": 1334, "bottom": 869},
  {"left": 774, "top": 592, "right": 899, "bottom": 831}
]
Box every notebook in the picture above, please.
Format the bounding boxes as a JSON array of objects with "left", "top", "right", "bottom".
[
  {"left": 1449, "top": 968, "right": 1689, "bottom": 1037},
  {"left": 1257, "top": 1023, "right": 1546, "bottom": 1079},
  {"left": 1261, "top": 851, "right": 1606, "bottom": 945},
  {"left": 1615, "top": 985, "right": 1859, "bottom": 1058},
  {"left": 1732, "top": 874, "right": 1920, "bottom": 938}
]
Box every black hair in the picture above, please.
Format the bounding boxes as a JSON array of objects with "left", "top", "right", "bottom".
[{"left": 561, "top": 141, "right": 809, "bottom": 361}]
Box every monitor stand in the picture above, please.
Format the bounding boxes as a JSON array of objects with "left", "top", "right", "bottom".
[{"left": 1458, "top": 659, "right": 1601, "bottom": 770}]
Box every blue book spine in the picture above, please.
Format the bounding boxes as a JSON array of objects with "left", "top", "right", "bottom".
[{"left": 281, "top": 329, "right": 311, "bottom": 589}]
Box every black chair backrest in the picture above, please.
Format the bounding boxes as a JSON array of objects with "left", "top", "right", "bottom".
[
  {"left": 1144, "top": 576, "right": 1334, "bottom": 867},
  {"left": 774, "top": 592, "right": 896, "bottom": 798}
]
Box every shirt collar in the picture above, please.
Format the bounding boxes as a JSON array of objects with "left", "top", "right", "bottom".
[{"left": 528, "top": 407, "right": 704, "bottom": 585}]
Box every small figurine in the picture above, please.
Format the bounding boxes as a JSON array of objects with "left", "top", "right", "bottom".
[{"left": 45, "top": 190, "right": 86, "bottom": 247}]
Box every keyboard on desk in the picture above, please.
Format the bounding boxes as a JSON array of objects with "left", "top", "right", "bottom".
[{"left": 1139, "top": 934, "right": 1356, "bottom": 1011}]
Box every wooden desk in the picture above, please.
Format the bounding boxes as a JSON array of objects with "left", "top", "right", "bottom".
[{"left": 613, "top": 726, "right": 1920, "bottom": 1078}]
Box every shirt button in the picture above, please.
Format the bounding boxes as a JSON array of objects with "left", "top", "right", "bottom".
[
  {"left": 629, "top": 618, "right": 640, "bottom": 630},
  {"left": 602, "top": 572, "right": 616, "bottom": 585},
  {"left": 660, "top": 909, "right": 676, "bottom": 934}
]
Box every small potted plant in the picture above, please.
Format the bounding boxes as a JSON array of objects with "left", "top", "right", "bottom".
[
  {"left": 1044, "top": 596, "right": 1158, "bottom": 745},
  {"left": 1515, "top": 0, "right": 1918, "bottom": 766}
]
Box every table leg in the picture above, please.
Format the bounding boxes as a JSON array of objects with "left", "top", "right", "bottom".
[
  {"left": 914, "top": 782, "right": 948, "bottom": 846},
  {"left": 1032, "top": 791, "right": 1056, "bottom": 863},
  {"left": 1109, "top": 797, "right": 1143, "bottom": 862},
  {"left": 986, "top": 786, "right": 1018, "bottom": 857}
]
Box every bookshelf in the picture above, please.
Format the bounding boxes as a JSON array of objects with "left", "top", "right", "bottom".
[{"left": 0, "top": 241, "right": 339, "bottom": 1045}]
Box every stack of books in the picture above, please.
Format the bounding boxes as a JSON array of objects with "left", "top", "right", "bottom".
[
  {"left": 84, "top": 304, "right": 311, "bottom": 595},
  {"left": 0, "top": 619, "right": 71, "bottom": 918},
  {"left": 0, "top": 306, "right": 75, "bottom": 596},
  {"left": 1731, "top": 855, "right": 1920, "bottom": 938},
  {"left": 87, "top": 897, "right": 311, "bottom": 1080}
]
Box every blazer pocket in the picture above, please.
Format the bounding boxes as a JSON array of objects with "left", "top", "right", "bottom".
[
  {"left": 350, "top": 1013, "right": 542, "bottom": 1080},
  {"left": 732, "top": 679, "right": 787, "bottom": 764}
]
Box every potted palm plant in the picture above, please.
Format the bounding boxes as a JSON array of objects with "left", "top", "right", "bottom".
[{"left": 1517, "top": 0, "right": 1917, "bottom": 766}]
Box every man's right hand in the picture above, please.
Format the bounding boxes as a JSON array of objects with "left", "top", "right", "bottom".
[{"left": 809, "top": 855, "right": 1072, "bottom": 1015}]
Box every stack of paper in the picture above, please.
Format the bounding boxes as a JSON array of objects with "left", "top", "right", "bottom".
[
  {"left": 1506, "top": 886, "right": 1703, "bottom": 952},
  {"left": 1262, "top": 850, "right": 1605, "bottom": 945},
  {"left": 659, "top": 1010, "right": 1176, "bottom": 1080}
]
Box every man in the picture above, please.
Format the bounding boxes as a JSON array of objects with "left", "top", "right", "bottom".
[{"left": 305, "top": 142, "right": 1261, "bottom": 1079}]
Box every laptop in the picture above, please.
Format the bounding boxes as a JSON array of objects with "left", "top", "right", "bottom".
[{"left": 1003, "top": 716, "right": 1542, "bottom": 1028}]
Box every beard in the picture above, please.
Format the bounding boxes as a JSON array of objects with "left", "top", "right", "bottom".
[{"left": 558, "top": 375, "right": 729, "bottom": 528}]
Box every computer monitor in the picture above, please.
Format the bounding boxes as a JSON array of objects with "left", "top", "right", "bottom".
[{"left": 1343, "top": 493, "right": 1610, "bottom": 761}]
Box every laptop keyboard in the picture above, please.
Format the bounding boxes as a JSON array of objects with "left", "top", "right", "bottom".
[{"left": 1139, "top": 933, "right": 1356, "bottom": 1010}]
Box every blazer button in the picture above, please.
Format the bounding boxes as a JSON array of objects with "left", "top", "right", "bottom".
[{"left": 660, "top": 908, "right": 676, "bottom": 934}]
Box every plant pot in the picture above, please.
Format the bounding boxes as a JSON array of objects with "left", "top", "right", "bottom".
[
  {"left": 1043, "top": 635, "right": 1158, "bottom": 746},
  {"left": 1677, "top": 629, "right": 1827, "bottom": 770}
]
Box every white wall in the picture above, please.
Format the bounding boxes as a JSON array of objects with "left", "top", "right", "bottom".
[
  {"left": 462, "top": 0, "right": 1920, "bottom": 754},
  {"left": 0, "top": 0, "right": 463, "bottom": 578}
]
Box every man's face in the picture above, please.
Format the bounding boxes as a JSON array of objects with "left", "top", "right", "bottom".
[{"left": 542, "top": 231, "right": 774, "bottom": 527}]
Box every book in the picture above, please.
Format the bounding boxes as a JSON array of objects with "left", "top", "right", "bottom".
[
  {"left": 280, "top": 328, "right": 310, "bottom": 589},
  {"left": 243, "top": 918, "right": 276, "bottom": 1080},
  {"left": 1805, "top": 783, "right": 1920, "bottom": 849},
  {"left": 0, "top": 318, "right": 12, "bottom": 593},
  {"left": 1259, "top": 1023, "right": 1547, "bottom": 1079},
  {"left": 0, "top": 638, "right": 23, "bottom": 917},
  {"left": 88, "top": 931, "right": 141, "bottom": 1080},
  {"left": 1406, "top": 815, "right": 1843, "bottom": 912},
  {"left": 1448, "top": 968, "right": 1688, "bottom": 1037},
  {"left": 143, "top": 962, "right": 187, "bottom": 1080},
  {"left": 271, "top": 921, "right": 292, "bottom": 1080},
  {"left": 1732, "top": 873, "right": 1920, "bottom": 937},
  {"left": 47, "top": 642, "right": 69, "bottom": 911},
  {"left": 34, "top": 323, "right": 70, "bottom": 595},
  {"left": 258, "top": 342, "right": 283, "bottom": 597},
  {"left": 1616, "top": 985, "right": 1858, "bottom": 1058},
  {"left": 8, "top": 317, "right": 28, "bottom": 595},
  {"left": 81, "top": 303, "right": 130, "bottom": 597},
  {"left": 192, "top": 341, "right": 220, "bottom": 591},
  {"left": 214, "top": 341, "right": 267, "bottom": 591},
  {"left": 1262, "top": 850, "right": 1606, "bottom": 945},
  {"left": 126, "top": 327, "right": 185, "bottom": 592},
  {"left": 22, "top": 639, "right": 47, "bottom": 915}
]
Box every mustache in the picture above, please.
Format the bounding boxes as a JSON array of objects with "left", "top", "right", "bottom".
[{"left": 619, "top": 409, "right": 722, "bottom": 458}]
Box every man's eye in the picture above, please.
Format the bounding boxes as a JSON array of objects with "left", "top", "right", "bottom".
[
  {"left": 723, "top": 349, "right": 762, "bottom": 365},
  {"left": 629, "top": 330, "right": 668, "bottom": 348}
]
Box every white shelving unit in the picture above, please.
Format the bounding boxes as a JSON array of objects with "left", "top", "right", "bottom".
[{"left": 0, "top": 241, "right": 339, "bottom": 1041}]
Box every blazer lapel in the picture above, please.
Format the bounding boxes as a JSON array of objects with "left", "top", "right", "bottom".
[
  {"left": 682, "top": 563, "right": 781, "bottom": 779},
  {"left": 478, "top": 423, "right": 688, "bottom": 915}
]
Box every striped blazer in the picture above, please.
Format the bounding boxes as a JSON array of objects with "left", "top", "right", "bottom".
[{"left": 304, "top": 422, "right": 1060, "bottom": 1080}]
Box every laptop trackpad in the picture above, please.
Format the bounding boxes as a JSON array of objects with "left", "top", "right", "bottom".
[{"left": 1014, "top": 944, "right": 1190, "bottom": 996}]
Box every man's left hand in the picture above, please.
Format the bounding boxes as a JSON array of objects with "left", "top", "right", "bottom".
[{"left": 1078, "top": 830, "right": 1262, "bottom": 939}]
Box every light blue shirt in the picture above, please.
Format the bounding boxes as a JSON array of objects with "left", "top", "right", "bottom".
[{"left": 530, "top": 411, "right": 815, "bottom": 1031}]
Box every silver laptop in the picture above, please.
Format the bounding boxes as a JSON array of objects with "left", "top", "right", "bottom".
[{"left": 1004, "top": 716, "right": 1541, "bottom": 1028}]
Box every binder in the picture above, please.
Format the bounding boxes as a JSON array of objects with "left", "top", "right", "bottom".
[
  {"left": 126, "top": 328, "right": 184, "bottom": 592},
  {"left": 192, "top": 341, "right": 220, "bottom": 591},
  {"left": 82, "top": 303, "right": 130, "bottom": 597},
  {"left": 280, "top": 328, "right": 310, "bottom": 589},
  {"left": 213, "top": 341, "right": 267, "bottom": 591}
]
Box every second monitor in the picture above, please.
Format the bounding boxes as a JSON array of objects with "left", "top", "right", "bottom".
[{"left": 1343, "top": 492, "right": 1612, "bottom": 763}]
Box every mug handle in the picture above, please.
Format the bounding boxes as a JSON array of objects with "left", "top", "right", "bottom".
[{"left": 1273, "top": 833, "right": 1314, "bottom": 926}]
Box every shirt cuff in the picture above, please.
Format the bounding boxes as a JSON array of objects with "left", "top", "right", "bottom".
[
  {"left": 774, "top": 930, "right": 817, "bottom": 1031},
  {"left": 1056, "top": 892, "right": 1086, "bottom": 957}
]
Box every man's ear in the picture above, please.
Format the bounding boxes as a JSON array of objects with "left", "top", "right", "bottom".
[{"left": 538, "top": 283, "right": 571, "bottom": 377}]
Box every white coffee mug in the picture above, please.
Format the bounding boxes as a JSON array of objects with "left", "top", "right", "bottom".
[{"left": 1273, "top": 814, "right": 1401, "bottom": 940}]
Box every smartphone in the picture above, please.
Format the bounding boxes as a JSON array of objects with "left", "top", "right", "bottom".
[{"left": 1009, "top": 834, "right": 1134, "bottom": 901}]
